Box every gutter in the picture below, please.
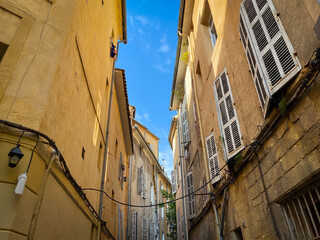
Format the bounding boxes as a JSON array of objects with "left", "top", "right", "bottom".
[
  {"left": 121, "top": 0, "right": 127, "bottom": 44},
  {"left": 98, "top": 40, "right": 125, "bottom": 219},
  {"left": 170, "top": 0, "right": 186, "bottom": 109},
  {"left": 177, "top": 111, "right": 189, "bottom": 240}
]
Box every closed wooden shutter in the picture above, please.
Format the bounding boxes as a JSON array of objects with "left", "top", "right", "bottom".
[
  {"left": 205, "top": 132, "right": 221, "bottom": 184},
  {"left": 186, "top": 172, "right": 196, "bottom": 218},
  {"left": 141, "top": 217, "right": 148, "bottom": 240},
  {"left": 240, "top": 0, "right": 301, "bottom": 116},
  {"left": 132, "top": 211, "right": 137, "bottom": 240},
  {"left": 214, "top": 69, "right": 244, "bottom": 159}
]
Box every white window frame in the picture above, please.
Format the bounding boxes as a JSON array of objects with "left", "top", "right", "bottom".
[
  {"left": 141, "top": 216, "right": 148, "bottom": 240},
  {"left": 138, "top": 166, "right": 145, "bottom": 197},
  {"left": 180, "top": 94, "right": 190, "bottom": 145},
  {"left": 239, "top": 0, "right": 301, "bottom": 117},
  {"left": 186, "top": 171, "right": 196, "bottom": 219},
  {"left": 132, "top": 211, "right": 137, "bottom": 240},
  {"left": 205, "top": 132, "right": 221, "bottom": 184},
  {"left": 281, "top": 181, "right": 320, "bottom": 240},
  {"left": 208, "top": 14, "right": 218, "bottom": 50},
  {"left": 213, "top": 68, "right": 244, "bottom": 160}
]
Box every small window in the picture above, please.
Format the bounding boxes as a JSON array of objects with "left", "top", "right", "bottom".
[
  {"left": 281, "top": 181, "right": 320, "bottom": 240},
  {"left": 141, "top": 216, "right": 148, "bottom": 240},
  {"left": 205, "top": 132, "right": 221, "bottom": 184},
  {"left": 208, "top": 15, "right": 218, "bottom": 49},
  {"left": 0, "top": 42, "right": 9, "bottom": 62},
  {"left": 132, "top": 211, "right": 137, "bottom": 240},
  {"left": 81, "top": 147, "right": 85, "bottom": 160},
  {"left": 186, "top": 171, "right": 196, "bottom": 218},
  {"left": 213, "top": 69, "right": 244, "bottom": 160}
]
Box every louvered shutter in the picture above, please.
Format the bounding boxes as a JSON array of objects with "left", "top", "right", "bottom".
[
  {"left": 186, "top": 172, "right": 195, "bottom": 218},
  {"left": 132, "top": 211, "right": 137, "bottom": 240},
  {"left": 214, "top": 70, "right": 243, "bottom": 159},
  {"left": 180, "top": 96, "right": 190, "bottom": 144},
  {"left": 205, "top": 133, "right": 221, "bottom": 184},
  {"left": 240, "top": 0, "right": 301, "bottom": 116},
  {"left": 150, "top": 221, "right": 155, "bottom": 240},
  {"left": 138, "top": 167, "right": 143, "bottom": 195},
  {"left": 141, "top": 217, "right": 148, "bottom": 240}
]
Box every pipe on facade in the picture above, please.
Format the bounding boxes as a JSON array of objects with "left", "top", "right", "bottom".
[
  {"left": 28, "top": 150, "right": 57, "bottom": 239},
  {"left": 98, "top": 40, "right": 125, "bottom": 220},
  {"left": 126, "top": 155, "right": 133, "bottom": 239},
  {"left": 176, "top": 110, "right": 189, "bottom": 240},
  {"left": 254, "top": 151, "right": 281, "bottom": 240}
]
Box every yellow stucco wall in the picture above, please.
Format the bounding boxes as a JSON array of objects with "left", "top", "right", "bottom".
[{"left": 0, "top": 0, "right": 127, "bottom": 239}]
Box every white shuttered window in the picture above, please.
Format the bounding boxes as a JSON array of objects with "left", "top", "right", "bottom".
[
  {"left": 150, "top": 221, "right": 155, "bottom": 240},
  {"left": 141, "top": 216, "right": 148, "bottom": 240},
  {"left": 132, "top": 211, "right": 137, "bottom": 240},
  {"left": 138, "top": 166, "right": 146, "bottom": 197},
  {"left": 214, "top": 69, "right": 243, "bottom": 159},
  {"left": 205, "top": 132, "right": 221, "bottom": 184},
  {"left": 180, "top": 95, "right": 190, "bottom": 145},
  {"left": 239, "top": 0, "right": 301, "bottom": 117},
  {"left": 186, "top": 172, "right": 196, "bottom": 218}
]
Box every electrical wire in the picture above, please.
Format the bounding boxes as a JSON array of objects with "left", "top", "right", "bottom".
[
  {"left": 83, "top": 140, "right": 260, "bottom": 208},
  {"left": 82, "top": 161, "right": 229, "bottom": 208}
]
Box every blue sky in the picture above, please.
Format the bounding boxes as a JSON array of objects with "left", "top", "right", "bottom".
[{"left": 116, "top": 1, "right": 180, "bottom": 176}]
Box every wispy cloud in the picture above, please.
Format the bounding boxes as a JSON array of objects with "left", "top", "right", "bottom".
[
  {"left": 135, "top": 111, "right": 150, "bottom": 123},
  {"left": 154, "top": 64, "right": 170, "bottom": 73},
  {"left": 159, "top": 144, "right": 174, "bottom": 176},
  {"left": 159, "top": 34, "right": 170, "bottom": 53}
]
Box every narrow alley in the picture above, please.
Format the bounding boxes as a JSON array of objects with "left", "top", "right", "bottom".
[{"left": 0, "top": 0, "right": 320, "bottom": 240}]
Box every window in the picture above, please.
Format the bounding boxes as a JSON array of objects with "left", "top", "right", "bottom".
[
  {"left": 141, "top": 216, "right": 148, "bottom": 240},
  {"left": 118, "top": 152, "right": 125, "bottom": 189},
  {"left": 214, "top": 69, "right": 243, "bottom": 160},
  {"left": 208, "top": 15, "right": 218, "bottom": 49},
  {"left": 0, "top": 42, "right": 8, "bottom": 62},
  {"left": 171, "top": 170, "right": 176, "bottom": 193},
  {"left": 150, "top": 221, "right": 155, "bottom": 240},
  {"left": 138, "top": 166, "right": 145, "bottom": 197},
  {"left": 239, "top": 0, "right": 301, "bottom": 117},
  {"left": 0, "top": 7, "right": 21, "bottom": 62},
  {"left": 205, "top": 132, "right": 221, "bottom": 184},
  {"left": 282, "top": 182, "right": 320, "bottom": 240},
  {"left": 186, "top": 171, "right": 196, "bottom": 218},
  {"left": 150, "top": 183, "right": 154, "bottom": 204},
  {"left": 132, "top": 211, "right": 137, "bottom": 240},
  {"left": 202, "top": 177, "right": 208, "bottom": 203},
  {"left": 180, "top": 94, "right": 190, "bottom": 145}
]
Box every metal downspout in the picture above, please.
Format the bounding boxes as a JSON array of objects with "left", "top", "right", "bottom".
[
  {"left": 254, "top": 151, "right": 281, "bottom": 240},
  {"left": 177, "top": 112, "right": 188, "bottom": 240},
  {"left": 99, "top": 40, "right": 125, "bottom": 225},
  {"left": 213, "top": 198, "right": 221, "bottom": 240},
  {"left": 126, "top": 155, "right": 133, "bottom": 239}
]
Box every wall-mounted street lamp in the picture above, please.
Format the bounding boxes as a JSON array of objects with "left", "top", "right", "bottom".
[{"left": 8, "top": 144, "right": 24, "bottom": 168}]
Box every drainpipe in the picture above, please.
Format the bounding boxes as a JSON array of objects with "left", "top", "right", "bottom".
[
  {"left": 126, "top": 155, "right": 133, "bottom": 239},
  {"left": 99, "top": 40, "right": 125, "bottom": 220},
  {"left": 177, "top": 111, "right": 189, "bottom": 240},
  {"left": 254, "top": 151, "right": 281, "bottom": 240}
]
